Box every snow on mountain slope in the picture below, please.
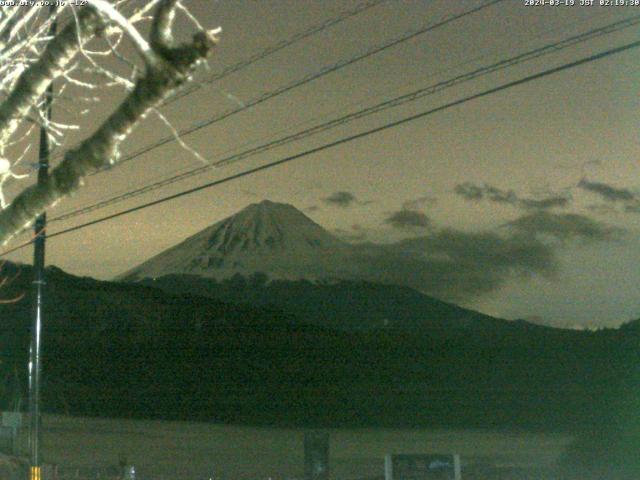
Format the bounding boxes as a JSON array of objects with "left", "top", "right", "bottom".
[{"left": 119, "top": 200, "right": 359, "bottom": 282}]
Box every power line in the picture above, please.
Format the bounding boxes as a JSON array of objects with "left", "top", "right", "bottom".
[
  {"left": 3, "top": 36, "right": 637, "bottom": 257},
  {"left": 45, "top": 0, "right": 388, "bottom": 167},
  {"left": 82, "top": 0, "right": 504, "bottom": 177},
  {"left": 164, "top": 0, "right": 389, "bottom": 105},
  {"left": 47, "top": 13, "right": 640, "bottom": 224},
  {"left": 50, "top": 9, "right": 631, "bottom": 220},
  {"left": 45, "top": 0, "right": 507, "bottom": 220},
  {"left": 53, "top": 1, "right": 516, "bottom": 220}
]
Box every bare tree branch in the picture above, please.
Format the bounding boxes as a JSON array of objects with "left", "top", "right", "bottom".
[
  {"left": 0, "top": 7, "right": 104, "bottom": 152},
  {"left": 86, "top": 0, "right": 155, "bottom": 65},
  {"left": 0, "top": 1, "right": 219, "bottom": 245}
]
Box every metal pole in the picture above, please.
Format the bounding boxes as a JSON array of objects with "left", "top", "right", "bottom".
[{"left": 29, "top": 8, "right": 55, "bottom": 480}]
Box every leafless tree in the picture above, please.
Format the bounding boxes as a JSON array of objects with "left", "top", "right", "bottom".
[{"left": 0, "top": 0, "right": 220, "bottom": 246}]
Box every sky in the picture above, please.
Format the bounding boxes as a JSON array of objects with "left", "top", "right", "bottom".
[{"left": 2, "top": 0, "right": 640, "bottom": 328}]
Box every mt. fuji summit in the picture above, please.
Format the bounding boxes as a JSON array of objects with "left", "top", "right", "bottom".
[{"left": 120, "top": 200, "right": 359, "bottom": 282}]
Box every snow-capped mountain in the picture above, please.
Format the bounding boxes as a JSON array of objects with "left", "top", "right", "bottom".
[{"left": 119, "top": 200, "right": 359, "bottom": 282}]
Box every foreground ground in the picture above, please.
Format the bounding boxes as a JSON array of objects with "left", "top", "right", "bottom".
[{"left": 12, "top": 414, "right": 573, "bottom": 480}]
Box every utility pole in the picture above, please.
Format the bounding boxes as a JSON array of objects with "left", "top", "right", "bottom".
[{"left": 29, "top": 8, "right": 55, "bottom": 480}]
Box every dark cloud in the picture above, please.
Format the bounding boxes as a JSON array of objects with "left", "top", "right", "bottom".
[
  {"left": 454, "top": 182, "right": 484, "bottom": 200},
  {"left": 323, "top": 191, "right": 358, "bottom": 208},
  {"left": 506, "top": 211, "right": 617, "bottom": 241},
  {"left": 578, "top": 179, "right": 640, "bottom": 215},
  {"left": 304, "top": 205, "right": 320, "bottom": 213},
  {"left": 400, "top": 229, "right": 556, "bottom": 274},
  {"left": 484, "top": 185, "right": 518, "bottom": 204},
  {"left": 454, "top": 183, "right": 517, "bottom": 204},
  {"left": 578, "top": 179, "right": 636, "bottom": 202},
  {"left": 347, "top": 210, "right": 618, "bottom": 301},
  {"left": 351, "top": 228, "right": 557, "bottom": 302},
  {"left": 455, "top": 182, "right": 569, "bottom": 210},
  {"left": 384, "top": 210, "right": 431, "bottom": 230},
  {"left": 322, "top": 197, "right": 616, "bottom": 303}
]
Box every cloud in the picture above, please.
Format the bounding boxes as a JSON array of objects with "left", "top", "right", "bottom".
[
  {"left": 318, "top": 194, "right": 617, "bottom": 303},
  {"left": 401, "top": 229, "right": 556, "bottom": 274},
  {"left": 506, "top": 211, "right": 617, "bottom": 241},
  {"left": 578, "top": 179, "right": 640, "bottom": 215},
  {"left": 349, "top": 211, "right": 619, "bottom": 302},
  {"left": 454, "top": 182, "right": 484, "bottom": 200},
  {"left": 484, "top": 185, "right": 518, "bottom": 204},
  {"left": 323, "top": 191, "right": 358, "bottom": 208},
  {"left": 578, "top": 179, "right": 636, "bottom": 202},
  {"left": 304, "top": 205, "right": 320, "bottom": 213},
  {"left": 454, "top": 182, "right": 569, "bottom": 210},
  {"left": 352, "top": 228, "right": 557, "bottom": 302},
  {"left": 384, "top": 210, "right": 431, "bottom": 230},
  {"left": 454, "top": 183, "right": 518, "bottom": 204}
]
